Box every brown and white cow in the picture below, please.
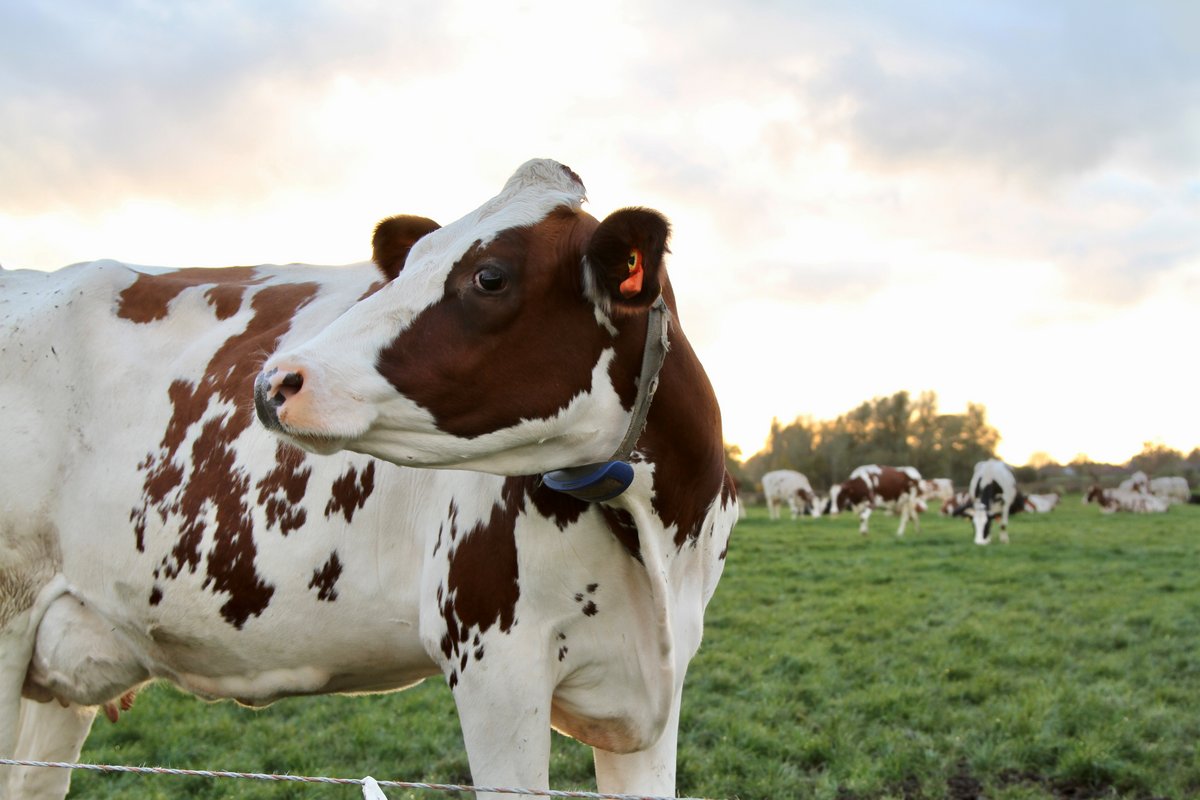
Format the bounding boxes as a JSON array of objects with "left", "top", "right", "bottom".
[
  {"left": 827, "top": 465, "right": 921, "bottom": 536},
  {"left": 0, "top": 160, "right": 738, "bottom": 800},
  {"left": 1084, "top": 486, "right": 1170, "bottom": 514}
]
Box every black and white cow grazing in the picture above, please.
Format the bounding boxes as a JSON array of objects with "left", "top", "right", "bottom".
[
  {"left": 0, "top": 160, "right": 738, "bottom": 800},
  {"left": 967, "top": 459, "right": 1018, "bottom": 545},
  {"left": 828, "top": 465, "right": 922, "bottom": 536}
]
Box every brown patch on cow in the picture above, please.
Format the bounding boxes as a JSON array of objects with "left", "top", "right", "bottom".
[
  {"left": 130, "top": 278, "right": 321, "bottom": 629},
  {"left": 148, "top": 586, "right": 163, "bottom": 605},
  {"left": 525, "top": 477, "right": 589, "bottom": 530},
  {"left": 117, "top": 267, "right": 264, "bottom": 324},
  {"left": 256, "top": 443, "right": 311, "bottom": 535},
  {"left": 599, "top": 506, "right": 642, "bottom": 562},
  {"left": 871, "top": 466, "right": 919, "bottom": 502},
  {"left": 357, "top": 280, "right": 387, "bottom": 302},
  {"left": 836, "top": 476, "right": 872, "bottom": 510},
  {"left": 376, "top": 211, "right": 637, "bottom": 439},
  {"left": 324, "top": 461, "right": 377, "bottom": 523},
  {"left": 309, "top": 552, "right": 342, "bottom": 601},
  {"left": 437, "top": 480, "right": 525, "bottom": 676}
]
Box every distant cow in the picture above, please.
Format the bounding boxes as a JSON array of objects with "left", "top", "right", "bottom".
[
  {"left": 1085, "top": 486, "right": 1170, "bottom": 513},
  {"left": 762, "top": 470, "right": 820, "bottom": 520},
  {"left": 828, "top": 465, "right": 921, "bottom": 536},
  {"left": 1023, "top": 493, "right": 1060, "bottom": 513},
  {"left": 918, "top": 478, "right": 955, "bottom": 502},
  {"left": 941, "top": 491, "right": 973, "bottom": 517},
  {"left": 1149, "top": 476, "right": 1190, "bottom": 504},
  {"left": 968, "top": 459, "right": 1018, "bottom": 545}
]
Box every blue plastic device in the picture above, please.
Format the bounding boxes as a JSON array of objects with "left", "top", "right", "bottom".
[{"left": 541, "top": 461, "right": 635, "bottom": 502}]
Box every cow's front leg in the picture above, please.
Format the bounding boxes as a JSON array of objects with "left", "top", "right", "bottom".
[
  {"left": 895, "top": 497, "right": 916, "bottom": 537},
  {"left": 1, "top": 577, "right": 69, "bottom": 800},
  {"left": 592, "top": 684, "right": 682, "bottom": 798},
  {"left": 999, "top": 509, "right": 1011, "bottom": 544},
  {"left": 450, "top": 661, "right": 553, "bottom": 800},
  {"left": 8, "top": 700, "right": 97, "bottom": 800},
  {"left": 858, "top": 506, "right": 871, "bottom": 535}
]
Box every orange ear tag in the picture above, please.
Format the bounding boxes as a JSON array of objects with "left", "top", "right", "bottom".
[{"left": 619, "top": 249, "right": 644, "bottom": 298}]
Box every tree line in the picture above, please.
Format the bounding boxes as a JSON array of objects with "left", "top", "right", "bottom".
[
  {"left": 728, "top": 390, "right": 1001, "bottom": 492},
  {"left": 726, "top": 390, "right": 1200, "bottom": 495}
]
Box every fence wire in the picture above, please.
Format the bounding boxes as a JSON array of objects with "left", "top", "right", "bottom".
[{"left": 0, "top": 758, "right": 710, "bottom": 800}]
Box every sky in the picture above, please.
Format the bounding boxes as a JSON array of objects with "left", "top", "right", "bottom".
[{"left": 2, "top": 0, "right": 1197, "bottom": 467}]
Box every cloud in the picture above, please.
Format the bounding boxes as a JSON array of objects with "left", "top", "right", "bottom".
[
  {"left": 801, "top": 2, "right": 1200, "bottom": 181},
  {"left": 0, "top": 2, "right": 450, "bottom": 213}
]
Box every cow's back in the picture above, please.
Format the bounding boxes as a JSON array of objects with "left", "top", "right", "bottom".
[
  {"left": 2, "top": 260, "right": 365, "bottom": 522},
  {"left": 2, "top": 261, "right": 454, "bottom": 704}
]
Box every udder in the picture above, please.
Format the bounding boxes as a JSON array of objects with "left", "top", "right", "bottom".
[{"left": 23, "top": 594, "right": 149, "bottom": 707}]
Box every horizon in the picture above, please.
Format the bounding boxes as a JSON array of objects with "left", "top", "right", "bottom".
[{"left": 3, "top": 2, "right": 1197, "bottom": 468}]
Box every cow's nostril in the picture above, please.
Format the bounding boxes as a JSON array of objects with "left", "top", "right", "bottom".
[{"left": 274, "top": 371, "right": 304, "bottom": 404}]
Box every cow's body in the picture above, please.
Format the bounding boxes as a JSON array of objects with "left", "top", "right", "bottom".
[
  {"left": 967, "top": 459, "right": 1017, "bottom": 544},
  {"left": 1149, "top": 476, "right": 1189, "bottom": 504},
  {"left": 828, "top": 465, "right": 921, "bottom": 536},
  {"left": 1, "top": 160, "right": 737, "bottom": 800},
  {"left": 761, "top": 470, "right": 819, "bottom": 520},
  {"left": 1084, "top": 486, "right": 1170, "bottom": 514}
]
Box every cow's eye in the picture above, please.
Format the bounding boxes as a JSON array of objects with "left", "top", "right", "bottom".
[{"left": 473, "top": 266, "right": 508, "bottom": 293}]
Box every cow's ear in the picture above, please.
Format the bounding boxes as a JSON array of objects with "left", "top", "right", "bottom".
[
  {"left": 584, "top": 207, "right": 670, "bottom": 313},
  {"left": 372, "top": 215, "right": 441, "bottom": 280}
]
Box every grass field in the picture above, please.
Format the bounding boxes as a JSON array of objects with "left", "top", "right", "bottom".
[{"left": 74, "top": 496, "right": 1200, "bottom": 799}]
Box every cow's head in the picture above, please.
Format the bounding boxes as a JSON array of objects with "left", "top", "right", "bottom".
[
  {"left": 806, "top": 493, "right": 825, "bottom": 518},
  {"left": 254, "top": 159, "right": 673, "bottom": 476}
]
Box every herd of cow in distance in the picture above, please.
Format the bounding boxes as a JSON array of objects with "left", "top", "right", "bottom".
[{"left": 760, "top": 462, "right": 1193, "bottom": 545}]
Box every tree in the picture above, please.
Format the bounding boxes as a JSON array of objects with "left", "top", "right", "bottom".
[
  {"left": 743, "top": 391, "right": 1001, "bottom": 489},
  {"left": 1129, "top": 442, "right": 1185, "bottom": 475}
]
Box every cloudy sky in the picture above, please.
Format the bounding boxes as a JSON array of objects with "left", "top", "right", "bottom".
[{"left": 3, "top": 1, "right": 1197, "bottom": 466}]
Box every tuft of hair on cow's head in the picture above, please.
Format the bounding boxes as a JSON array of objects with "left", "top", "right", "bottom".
[
  {"left": 583, "top": 207, "right": 670, "bottom": 315},
  {"left": 372, "top": 215, "right": 442, "bottom": 280}
]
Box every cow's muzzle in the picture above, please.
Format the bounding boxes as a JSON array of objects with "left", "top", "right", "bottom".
[{"left": 254, "top": 367, "right": 303, "bottom": 432}]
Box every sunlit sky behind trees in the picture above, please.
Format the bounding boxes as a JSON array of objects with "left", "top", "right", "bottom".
[{"left": 2, "top": 1, "right": 1196, "bottom": 466}]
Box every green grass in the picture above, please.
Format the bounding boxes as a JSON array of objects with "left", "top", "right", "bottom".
[{"left": 75, "top": 497, "right": 1200, "bottom": 799}]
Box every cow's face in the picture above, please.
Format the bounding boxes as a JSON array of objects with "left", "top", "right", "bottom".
[
  {"left": 970, "top": 504, "right": 993, "bottom": 544},
  {"left": 807, "top": 494, "right": 825, "bottom": 518},
  {"left": 255, "top": 160, "right": 671, "bottom": 475}
]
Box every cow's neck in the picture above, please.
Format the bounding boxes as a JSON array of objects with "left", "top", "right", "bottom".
[{"left": 633, "top": 302, "right": 728, "bottom": 549}]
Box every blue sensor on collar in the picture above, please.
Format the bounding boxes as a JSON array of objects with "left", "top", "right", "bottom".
[{"left": 542, "top": 461, "right": 634, "bottom": 502}]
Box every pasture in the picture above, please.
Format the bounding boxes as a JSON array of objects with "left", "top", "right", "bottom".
[{"left": 76, "top": 496, "right": 1199, "bottom": 799}]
